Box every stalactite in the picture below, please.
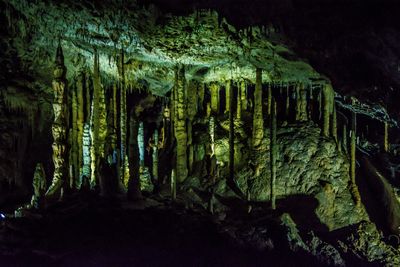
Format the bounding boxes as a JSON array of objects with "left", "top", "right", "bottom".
[
  {"left": 295, "top": 83, "right": 308, "bottom": 122},
  {"left": 174, "top": 65, "right": 188, "bottom": 183},
  {"left": 331, "top": 104, "right": 338, "bottom": 143},
  {"left": 85, "top": 72, "right": 91, "bottom": 123},
  {"left": 252, "top": 68, "right": 263, "bottom": 148},
  {"left": 350, "top": 110, "right": 361, "bottom": 206},
  {"left": 285, "top": 84, "right": 290, "bottom": 118},
  {"left": 270, "top": 98, "right": 277, "bottom": 210},
  {"left": 210, "top": 82, "right": 219, "bottom": 115},
  {"left": 342, "top": 123, "right": 348, "bottom": 153},
  {"left": 240, "top": 80, "right": 247, "bottom": 112},
  {"left": 46, "top": 43, "right": 68, "bottom": 198},
  {"left": 225, "top": 80, "right": 231, "bottom": 114},
  {"left": 322, "top": 84, "right": 332, "bottom": 137},
  {"left": 267, "top": 83, "right": 272, "bottom": 117},
  {"left": 384, "top": 122, "right": 389, "bottom": 152},
  {"left": 127, "top": 109, "right": 142, "bottom": 200},
  {"left": 236, "top": 81, "right": 242, "bottom": 119},
  {"left": 228, "top": 80, "right": 234, "bottom": 184}
]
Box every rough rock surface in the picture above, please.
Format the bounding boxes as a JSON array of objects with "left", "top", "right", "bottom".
[{"left": 217, "top": 123, "right": 367, "bottom": 230}]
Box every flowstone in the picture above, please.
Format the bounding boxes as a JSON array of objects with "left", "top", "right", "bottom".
[{"left": 217, "top": 123, "right": 368, "bottom": 231}]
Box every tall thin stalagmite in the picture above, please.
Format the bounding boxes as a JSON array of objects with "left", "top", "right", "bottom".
[
  {"left": 174, "top": 65, "right": 188, "bottom": 183},
  {"left": 70, "top": 82, "right": 78, "bottom": 188},
  {"left": 46, "top": 43, "right": 68, "bottom": 198},
  {"left": 236, "top": 81, "right": 242, "bottom": 119},
  {"left": 76, "top": 73, "right": 84, "bottom": 188},
  {"left": 228, "top": 80, "right": 234, "bottom": 184},
  {"left": 350, "top": 110, "right": 361, "bottom": 206},
  {"left": 331, "top": 104, "right": 338, "bottom": 143},
  {"left": 119, "top": 50, "right": 127, "bottom": 188},
  {"left": 152, "top": 129, "right": 159, "bottom": 182},
  {"left": 252, "top": 68, "right": 263, "bottom": 147},
  {"left": 384, "top": 122, "right": 389, "bottom": 152},
  {"left": 127, "top": 109, "right": 142, "bottom": 200},
  {"left": 210, "top": 82, "right": 219, "bottom": 115},
  {"left": 322, "top": 84, "right": 334, "bottom": 137},
  {"left": 295, "top": 83, "right": 308, "bottom": 122},
  {"left": 270, "top": 98, "right": 277, "bottom": 210},
  {"left": 240, "top": 80, "right": 247, "bottom": 112}
]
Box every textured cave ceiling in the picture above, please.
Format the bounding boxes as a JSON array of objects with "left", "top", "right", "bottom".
[{"left": 2, "top": 0, "right": 400, "bottom": 122}]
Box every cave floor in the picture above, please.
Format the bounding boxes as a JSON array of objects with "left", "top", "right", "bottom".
[{"left": 0, "top": 193, "right": 330, "bottom": 267}]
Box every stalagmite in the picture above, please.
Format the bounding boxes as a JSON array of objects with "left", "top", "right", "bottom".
[
  {"left": 30, "top": 163, "right": 47, "bottom": 209},
  {"left": 138, "top": 122, "right": 145, "bottom": 168},
  {"left": 70, "top": 83, "right": 78, "bottom": 189},
  {"left": 76, "top": 74, "right": 84, "bottom": 188},
  {"left": 90, "top": 49, "right": 107, "bottom": 187},
  {"left": 187, "top": 81, "right": 198, "bottom": 174},
  {"left": 322, "top": 84, "right": 334, "bottom": 137},
  {"left": 81, "top": 123, "right": 91, "bottom": 186},
  {"left": 209, "top": 116, "right": 215, "bottom": 155},
  {"left": 210, "top": 82, "right": 219, "bottom": 114},
  {"left": 295, "top": 83, "right": 308, "bottom": 122},
  {"left": 270, "top": 98, "right": 277, "bottom": 210},
  {"left": 152, "top": 129, "right": 159, "bottom": 182},
  {"left": 119, "top": 50, "right": 127, "bottom": 188},
  {"left": 252, "top": 68, "right": 264, "bottom": 148},
  {"left": 174, "top": 66, "right": 188, "bottom": 183},
  {"left": 240, "top": 80, "right": 247, "bottom": 112},
  {"left": 384, "top": 122, "right": 389, "bottom": 152},
  {"left": 46, "top": 43, "right": 68, "bottom": 198},
  {"left": 127, "top": 109, "right": 142, "bottom": 200},
  {"left": 350, "top": 110, "right": 361, "bottom": 206}
]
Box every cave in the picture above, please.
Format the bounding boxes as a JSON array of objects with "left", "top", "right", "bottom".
[{"left": 1, "top": 0, "right": 400, "bottom": 266}]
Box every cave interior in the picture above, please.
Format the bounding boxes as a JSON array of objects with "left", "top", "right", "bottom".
[{"left": 1, "top": 0, "right": 400, "bottom": 266}]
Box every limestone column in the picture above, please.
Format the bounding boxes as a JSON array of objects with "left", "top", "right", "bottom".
[
  {"left": 46, "top": 43, "right": 68, "bottom": 198},
  {"left": 350, "top": 110, "right": 361, "bottom": 206},
  {"left": 152, "top": 129, "right": 159, "bottom": 182},
  {"left": 228, "top": 80, "right": 234, "bottom": 183},
  {"left": 270, "top": 98, "right": 277, "bottom": 210},
  {"left": 174, "top": 66, "right": 188, "bottom": 183},
  {"left": 236, "top": 81, "right": 242, "bottom": 119},
  {"left": 210, "top": 82, "right": 219, "bottom": 115},
  {"left": 322, "top": 84, "right": 334, "bottom": 137},
  {"left": 384, "top": 122, "right": 389, "bottom": 152},
  {"left": 118, "top": 50, "right": 127, "bottom": 188},
  {"left": 127, "top": 109, "right": 142, "bottom": 200},
  {"left": 240, "top": 80, "right": 247, "bottom": 112},
  {"left": 295, "top": 83, "right": 308, "bottom": 122},
  {"left": 252, "top": 68, "right": 264, "bottom": 147},
  {"left": 225, "top": 80, "right": 231, "bottom": 113},
  {"left": 76, "top": 74, "right": 84, "bottom": 188}
]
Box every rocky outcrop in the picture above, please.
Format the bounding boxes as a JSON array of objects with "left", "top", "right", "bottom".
[{"left": 217, "top": 123, "right": 367, "bottom": 231}]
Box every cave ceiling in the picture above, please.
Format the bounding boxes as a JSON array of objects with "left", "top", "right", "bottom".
[{"left": 4, "top": 0, "right": 323, "bottom": 96}]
